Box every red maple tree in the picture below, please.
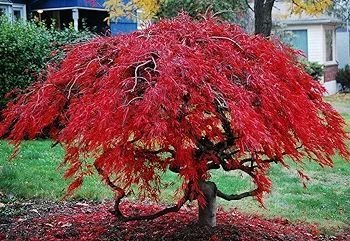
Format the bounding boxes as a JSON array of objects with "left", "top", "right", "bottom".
[{"left": 0, "top": 15, "right": 349, "bottom": 227}]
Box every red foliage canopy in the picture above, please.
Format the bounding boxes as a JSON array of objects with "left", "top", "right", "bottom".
[{"left": 0, "top": 15, "right": 349, "bottom": 205}]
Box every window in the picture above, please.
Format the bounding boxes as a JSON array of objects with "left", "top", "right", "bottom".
[
  {"left": 12, "top": 4, "right": 26, "bottom": 21},
  {"left": 13, "top": 9, "right": 21, "bottom": 20},
  {"left": 290, "top": 30, "right": 308, "bottom": 57},
  {"left": 0, "top": 4, "right": 26, "bottom": 21},
  {"left": 325, "top": 29, "right": 334, "bottom": 62}
]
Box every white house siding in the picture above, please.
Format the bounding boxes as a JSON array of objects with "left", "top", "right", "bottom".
[{"left": 308, "top": 25, "right": 325, "bottom": 63}]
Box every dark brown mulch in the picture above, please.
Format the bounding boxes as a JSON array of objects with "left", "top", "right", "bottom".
[{"left": 0, "top": 200, "right": 349, "bottom": 241}]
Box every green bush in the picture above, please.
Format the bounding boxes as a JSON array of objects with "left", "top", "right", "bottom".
[
  {"left": 299, "top": 59, "right": 324, "bottom": 81},
  {"left": 0, "top": 18, "right": 95, "bottom": 108},
  {"left": 336, "top": 65, "right": 350, "bottom": 92},
  {"left": 0, "top": 18, "right": 51, "bottom": 107}
]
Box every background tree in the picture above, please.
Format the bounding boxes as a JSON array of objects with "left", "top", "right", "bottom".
[
  {"left": 254, "top": 0, "right": 333, "bottom": 36},
  {"left": 104, "top": 0, "right": 333, "bottom": 36},
  {"left": 1, "top": 15, "right": 349, "bottom": 227},
  {"left": 156, "top": 0, "right": 246, "bottom": 23},
  {"left": 327, "top": 0, "right": 350, "bottom": 27}
]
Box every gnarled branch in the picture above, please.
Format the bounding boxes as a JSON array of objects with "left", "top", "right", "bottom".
[
  {"left": 240, "top": 157, "right": 278, "bottom": 165},
  {"left": 217, "top": 188, "right": 258, "bottom": 201},
  {"left": 207, "top": 161, "right": 220, "bottom": 170},
  {"left": 113, "top": 191, "right": 189, "bottom": 222},
  {"left": 94, "top": 162, "right": 190, "bottom": 221}
]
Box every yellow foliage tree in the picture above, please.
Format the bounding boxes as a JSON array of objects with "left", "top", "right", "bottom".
[
  {"left": 104, "top": 0, "right": 334, "bottom": 36},
  {"left": 104, "top": 0, "right": 162, "bottom": 20},
  {"left": 292, "top": 0, "right": 333, "bottom": 15}
]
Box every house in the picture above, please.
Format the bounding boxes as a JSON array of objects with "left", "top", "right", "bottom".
[
  {"left": 0, "top": 1, "right": 26, "bottom": 20},
  {"left": 336, "top": 27, "right": 350, "bottom": 69},
  {"left": 272, "top": 1, "right": 341, "bottom": 95},
  {"left": 0, "top": 0, "right": 137, "bottom": 35}
]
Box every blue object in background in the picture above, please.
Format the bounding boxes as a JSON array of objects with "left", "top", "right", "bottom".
[
  {"left": 29, "top": 0, "right": 79, "bottom": 9},
  {"left": 29, "top": 0, "right": 106, "bottom": 10},
  {"left": 110, "top": 17, "right": 137, "bottom": 35}
]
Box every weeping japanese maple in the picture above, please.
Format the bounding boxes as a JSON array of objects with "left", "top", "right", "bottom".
[{"left": 1, "top": 14, "right": 349, "bottom": 227}]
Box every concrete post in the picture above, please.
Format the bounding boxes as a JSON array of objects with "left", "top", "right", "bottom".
[{"left": 72, "top": 8, "right": 79, "bottom": 31}]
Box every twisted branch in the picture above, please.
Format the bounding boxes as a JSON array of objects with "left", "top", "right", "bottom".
[
  {"left": 94, "top": 161, "right": 190, "bottom": 222},
  {"left": 217, "top": 188, "right": 258, "bottom": 201}
]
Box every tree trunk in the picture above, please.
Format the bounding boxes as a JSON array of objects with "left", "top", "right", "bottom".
[
  {"left": 198, "top": 181, "right": 217, "bottom": 227},
  {"left": 254, "top": 0, "right": 275, "bottom": 37}
]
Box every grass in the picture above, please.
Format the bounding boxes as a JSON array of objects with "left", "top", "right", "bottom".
[
  {"left": 0, "top": 112, "right": 349, "bottom": 233},
  {"left": 342, "top": 113, "right": 350, "bottom": 133},
  {"left": 324, "top": 93, "right": 350, "bottom": 105},
  {"left": 1, "top": 140, "right": 349, "bottom": 232},
  {"left": 0, "top": 141, "right": 113, "bottom": 201},
  {"left": 216, "top": 157, "right": 350, "bottom": 232}
]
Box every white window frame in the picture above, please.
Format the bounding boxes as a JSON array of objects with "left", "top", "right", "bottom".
[{"left": 12, "top": 3, "right": 26, "bottom": 21}]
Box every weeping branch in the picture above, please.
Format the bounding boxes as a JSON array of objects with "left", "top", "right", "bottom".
[
  {"left": 239, "top": 144, "right": 303, "bottom": 166},
  {"left": 113, "top": 189, "right": 189, "bottom": 222},
  {"left": 214, "top": 98, "right": 237, "bottom": 150},
  {"left": 210, "top": 36, "right": 244, "bottom": 52},
  {"left": 240, "top": 157, "right": 278, "bottom": 165},
  {"left": 217, "top": 188, "right": 258, "bottom": 201},
  {"left": 207, "top": 161, "right": 220, "bottom": 170},
  {"left": 169, "top": 163, "right": 181, "bottom": 173},
  {"left": 94, "top": 162, "right": 190, "bottom": 222}
]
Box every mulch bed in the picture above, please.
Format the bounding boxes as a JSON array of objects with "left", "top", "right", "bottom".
[{"left": 0, "top": 200, "right": 349, "bottom": 241}]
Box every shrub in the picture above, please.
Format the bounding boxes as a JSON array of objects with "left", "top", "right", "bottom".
[
  {"left": 0, "top": 18, "right": 52, "bottom": 108},
  {"left": 336, "top": 65, "right": 350, "bottom": 92},
  {"left": 0, "top": 18, "right": 95, "bottom": 108},
  {"left": 299, "top": 59, "right": 324, "bottom": 81}
]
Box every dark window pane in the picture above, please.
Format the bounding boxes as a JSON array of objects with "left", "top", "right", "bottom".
[
  {"left": 325, "top": 29, "right": 333, "bottom": 62},
  {"left": 13, "top": 10, "right": 21, "bottom": 20}
]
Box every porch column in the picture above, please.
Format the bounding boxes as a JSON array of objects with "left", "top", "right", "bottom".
[{"left": 72, "top": 8, "right": 79, "bottom": 31}]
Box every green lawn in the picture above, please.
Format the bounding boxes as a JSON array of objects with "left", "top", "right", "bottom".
[
  {"left": 0, "top": 113, "right": 349, "bottom": 233},
  {"left": 325, "top": 93, "right": 350, "bottom": 105}
]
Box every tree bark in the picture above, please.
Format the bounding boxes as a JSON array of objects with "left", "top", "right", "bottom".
[
  {"left": 254, "top": 0, "right": 275, "bottom": 37},
  {"left": 198, "top": 181, "right": 217, "bottom": 227}
]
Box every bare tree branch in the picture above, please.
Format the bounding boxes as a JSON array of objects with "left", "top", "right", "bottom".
[
  {"left": 240, "top": 157, "right": 278, "bottom": 165},
  {"left": 207, "top": 161, "right": 220, "bottom": 170},
  {"left": 112, "top": 192, "right": 189, "bottom": 221},
  {"left": 210, "top": 36, "right": 244, "bottom": 52},
  {"left": 169, "top": 163, "right": 181, "bottom": 173},
  {"left": 217, "top": 188, "right": 258, "bottom": 201},
  {"left": 94, "top": 162, "right": 190, "bottom": 221},
  {"left": 244, "top": 0, "right": 254, "bottom": 12},
  {"left": 239, "top": 145, "right": 303, "bottom": 166}
]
